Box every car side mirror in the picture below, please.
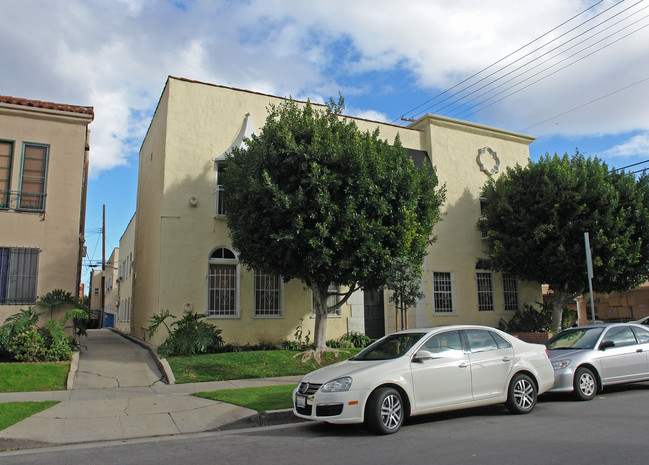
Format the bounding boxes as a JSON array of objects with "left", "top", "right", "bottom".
[
  {"left": 412, "top": 350, "right": 434, "bottom": 363},
  {"left": 599, "top": 341, "right": 615, "bottom": 350}
]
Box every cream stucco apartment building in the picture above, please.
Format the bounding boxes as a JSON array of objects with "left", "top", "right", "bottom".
[
  {"left": 0, "top": 95, "right": 93, "bottom": 324},
  {"left": 130, "top": 76, "right": 541, "bottom": 346}
]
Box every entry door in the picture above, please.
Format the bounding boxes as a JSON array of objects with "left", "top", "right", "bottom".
[{"left": 364, "top": 290, "right": 385, "bottom": 340}]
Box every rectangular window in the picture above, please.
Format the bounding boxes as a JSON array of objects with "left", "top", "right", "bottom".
[
  {"left": 476, "top": 272, "right": 494, "bottom": 311},
  {"left": 94, "top": 288, "right": 99, "bottom": 295},
  {"left": 312, "top": 284, "right": 342, "bottom": 317},
  {"left": 215, "top": 162, "right": 226, "bottom": 217},
  {"left": 254, "top": 270, "right": 283, "bottom": 317},
  {"left": 479, "top": 197, "right": 488, "bottom": 239},
  {"left": 0, "top": 247, "right": 40, "bottom": 305},
  {"left": 503, "top": 274, "right": 519, "bottom": 311},
  {"left": 20, "top": 144, "right": 48, "bottom": 210},
  {"left": 207, "top": 263, "right": 237, "bottom": 316},
  {"left": 0, "top": 141, "right": 13, "bottom": 208},
  {"left": 433, "top": 272, "right": 455, "bottom": 314}
]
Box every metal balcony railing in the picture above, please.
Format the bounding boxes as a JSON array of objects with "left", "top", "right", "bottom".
[{"left": 0, "top": 190, "right": 46, "bottom": 211}]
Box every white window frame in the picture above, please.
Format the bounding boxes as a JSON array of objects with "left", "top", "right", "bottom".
[
  {"left": 476, "top": 272, "right": 495, "bottom": 311},
  {"left": 206, "top": 247, "right": 240, "bottom": 318},
  {"left": 253, "top": 270, "right": 283, "bottom": 318},
  {"left": 502, "top": 274, "right": 519, "bottom": 311},
  {"left": 432, "top": 271, "right": 456, "bottom": 315}
]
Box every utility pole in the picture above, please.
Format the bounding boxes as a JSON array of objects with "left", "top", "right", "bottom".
[{"left": 100, "top": 204, "right": 105, "bottom": 328}]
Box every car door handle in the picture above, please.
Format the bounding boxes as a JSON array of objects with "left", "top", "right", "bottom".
[
  {"left": 637, "top": 349, "right": 644, "bottom": 353},
  {"left": 502, "top": 356, "right": 512, "bottom": 362},
  {"left": 458, "top": 362, "right": 469, "bottom": 368}
]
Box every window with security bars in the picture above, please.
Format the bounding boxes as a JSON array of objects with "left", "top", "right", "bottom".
[
  {"left": 0, "top": 141, "right": 13, "bottom": 208},
  {"left": 254, "top": 270, "right": 283, "bottom": 317},
  {"left": 433, "top": 272, "right": 455, "bottom": 314},
  {"left": 312, "top": 284, "right": 342, "bottom": 317},
  {"left": 20, "top": 144, "right": 48, "bottom": 210},
  {"left": 476, "top": 272, "right": 494, "bottom": 311},
  {"left": 503, "top": 274, "right": 519, "bottom": 311},
  {"left": 0, "top": 247, "right": 40, "bottom": 305},
  {"left": 207, "top": 264, "right": 237, "bottom": 316}
]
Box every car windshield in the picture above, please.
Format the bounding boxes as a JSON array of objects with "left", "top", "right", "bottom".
[
  {"left": 546, "top": 328, "right": 604, "bottom": 350},
  {"left": 353, "top": 333, "right": 426, "bottom": 360}
]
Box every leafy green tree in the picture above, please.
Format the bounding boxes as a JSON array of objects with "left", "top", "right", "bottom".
[
  {"left": 479, "top": 151, "right": 649, "bottom": 331},
  {"left": 385, "top": 256, "right": 425, "bottom": 330},
  {"left": 222, "top": 97, "right": 445, "bottom": 354}
]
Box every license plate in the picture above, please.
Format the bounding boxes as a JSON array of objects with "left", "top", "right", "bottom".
[{"left": 296, "top": 395, "right": 306, "bottom": 408}]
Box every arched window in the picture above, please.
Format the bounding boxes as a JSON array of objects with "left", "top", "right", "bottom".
[{"left": 207, "top": 247, "right": 239, "bottom": 317}]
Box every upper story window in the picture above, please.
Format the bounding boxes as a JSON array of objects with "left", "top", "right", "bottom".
[
  {"left": 214, "top": 161, "right": 226, "bottom": 217},
  {"left": 254, "top": 270, "right": 283, "bottom": 318},
  {"left": 20, "top": 143, "right": 49, "bottom": 211},
  {"left": 0, "top": 247, "right": 40, "bottom": 305},
  {"left": 479, "top": 197, "right": 488, "bottom": 239},
  {"left": 0, "top": 141, "right": 14, "bottom": 208},
  {"left": 207, "top": 247, "right": 239, "bottom": 317}
]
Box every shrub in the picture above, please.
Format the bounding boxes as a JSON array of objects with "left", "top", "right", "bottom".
[
  {"left": 499, "top": 302, "right": 574, "bottom": 333},
  {"left": 339, "top": 331, "right": 372, "bottom": 348},
  {"left": 148, "top": 310, "right": 224, "bottom": 357}
]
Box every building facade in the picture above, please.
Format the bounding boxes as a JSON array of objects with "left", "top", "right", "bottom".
[
  {"left": 131, "top": 77, "right": 541, "bottom": 346},
  {"left": 0, "top": 95, "right": 93, "bottom": 324},
  {"left": 116, "top": 214, "right": 135, "bottom": 333}
]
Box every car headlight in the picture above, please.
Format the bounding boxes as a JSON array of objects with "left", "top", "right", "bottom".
[
  {"left": 320, "top": 377, "right": 352, "bottom": 392},
  {"left": 552, "top": 359, "right": 571, "bottom": 370}
]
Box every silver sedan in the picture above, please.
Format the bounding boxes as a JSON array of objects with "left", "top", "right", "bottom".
[{"left": 545, "top": 323, "right": 649, "bottom": 400}]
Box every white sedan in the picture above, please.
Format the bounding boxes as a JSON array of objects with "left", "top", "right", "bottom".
[{"left": 293, "top": 325, "right": 554, "bottom": 434}]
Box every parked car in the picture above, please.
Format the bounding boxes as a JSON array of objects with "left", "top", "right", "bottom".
[
  {"left": 630, "top": 315, "right": 649, "bottom": 325},
  {"left": 545, "top": 323, "right": 649, "bottom": 401},
  {"left": 293, "top": 325, "right": 554, "bottom": 434}
]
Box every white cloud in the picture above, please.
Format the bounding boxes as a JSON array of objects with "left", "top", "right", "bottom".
[
  {"left": 1, "top": 0, "right": 648, "bottom": 176},
  {"left": 601, "top": 132, "right": 649, "bottom": 159}
]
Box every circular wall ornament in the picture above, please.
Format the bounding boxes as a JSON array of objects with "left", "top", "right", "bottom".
[{"left": 477, "top": 147, "right": 500, "bottom": 175}]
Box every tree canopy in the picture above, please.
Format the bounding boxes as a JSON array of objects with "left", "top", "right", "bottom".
[
  {"left": 478, "top": 151, "right": 649, "bottom": 331},
  {"left": 222, "top": 97, "right": 445, "bottom": 350}
]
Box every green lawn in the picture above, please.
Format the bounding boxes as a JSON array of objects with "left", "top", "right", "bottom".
[
  {"left": 0, "top": 363, "right": 69, "bottom": 392},
  {"left": 194, "top": 384, "right": 295, "bottom": 413},
  {"left": 167, "top": 348, "right": 361, "bottom": 384},
  {"left": 0, "top": 401, "right": 59, "bottom": 431}
]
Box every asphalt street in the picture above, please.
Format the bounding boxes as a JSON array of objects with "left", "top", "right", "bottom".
[{"left": 3, "top": 382, "right": 648, "bottom": 465}]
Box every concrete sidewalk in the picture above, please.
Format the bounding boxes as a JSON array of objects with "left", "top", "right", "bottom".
[{"left": 0, "top": 329, "right": 301, "bottom": 451}]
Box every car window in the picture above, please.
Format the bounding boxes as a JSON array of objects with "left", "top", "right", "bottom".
[
  {"left": 465, "top": 329, "right": 499, "bottom": 353},
  {"left": 631, "top": 326, "right": 649, "bottom": 344},
  {"left": 354, "top": 333, "right": 426, "bottom": 360},
  {"left": 421, "top": 331, "right": 463, "bottom": 356},
  {"left": 602, "top": 326, "right": 637, "bottom": 348},
  {"left": 490, "top": 331, "right": 512, "bottom": 349},
  {"left": 546, "top": 328, "right": 604, "bottom": 350}
]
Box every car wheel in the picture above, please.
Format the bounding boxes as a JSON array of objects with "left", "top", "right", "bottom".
[
  {"left": 365, "top": 387, "right": 404, "bottom": 434},
  {"left": 505, "top": 373, "right": 537, "bottom": 414},
  {"left": 573, "top": 367, "right": 597, "bottom": 401}
]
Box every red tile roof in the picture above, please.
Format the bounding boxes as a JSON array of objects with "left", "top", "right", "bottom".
[{"left": 0, "top": 95, "right": 94, "bottom": 119}]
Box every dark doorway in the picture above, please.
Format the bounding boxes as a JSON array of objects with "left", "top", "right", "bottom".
[{"left": 364, "top": 290, "right": 385, "bottom": 340}]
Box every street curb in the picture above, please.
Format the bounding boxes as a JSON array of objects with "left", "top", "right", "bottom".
[
  {"left": 216, "top": 408, "right": 304, "bottom": 430},
  {"left": 108, "top": 328, "right": 173, "bottom": 384}
]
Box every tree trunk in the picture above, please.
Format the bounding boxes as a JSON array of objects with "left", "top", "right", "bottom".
[{"left": 311, "top": 283, "right": 328, "bottom": 350}]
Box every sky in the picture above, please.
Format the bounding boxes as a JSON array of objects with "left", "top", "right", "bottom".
[{"left": 2, "top": 0, "right": 649, "bottom": 287}]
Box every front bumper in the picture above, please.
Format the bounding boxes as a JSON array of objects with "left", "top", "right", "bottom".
[{"left": 292, "top": 387, "right": 366, "bottom": 424}]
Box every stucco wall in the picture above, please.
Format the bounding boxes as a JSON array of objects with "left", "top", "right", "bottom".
[{"left": 0, "top": 104, "right": 91, "bottom": 324}]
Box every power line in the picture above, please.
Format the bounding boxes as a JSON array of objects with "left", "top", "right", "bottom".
[
  {"left": 446, "top": 4, "right": 649, "bottom": 119},
  {"left": 391, "top": 0, "right": 609, "bottom": 123},
  {"left": 518, "top": 75, "right": 649, "bottom": 132}
]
